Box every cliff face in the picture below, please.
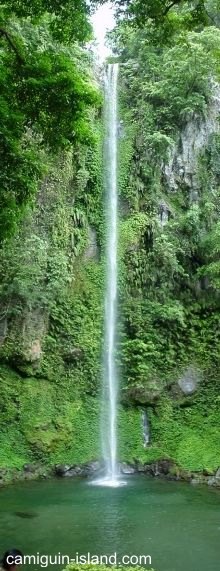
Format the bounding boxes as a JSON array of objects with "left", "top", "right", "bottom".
[
  {"left": 0, "top": 136, "right": 105, "bottom": 469},
  {"left": 117, "top": 27, "right": 220, "bottom": 473},
  {"left": 164, "top": 82, "right": 220, "bottom": 193}
]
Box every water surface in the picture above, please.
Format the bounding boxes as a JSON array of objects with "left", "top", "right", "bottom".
[{"left": 0, "top": 476, "right": 219, "bottom": 571}]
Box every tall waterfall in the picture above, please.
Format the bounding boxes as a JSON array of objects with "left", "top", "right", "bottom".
[{"left": 101, "top": 63, "right": 120, "bottom": 486}]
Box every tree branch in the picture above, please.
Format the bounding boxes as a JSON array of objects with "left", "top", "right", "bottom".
[
  {"left": 163, "top": 0, "right": 182, "bottom": 17},
  {"left": 0, "top": 28, "right": 24, "bottom": 63}
]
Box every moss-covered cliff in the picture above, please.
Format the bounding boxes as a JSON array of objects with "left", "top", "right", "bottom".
[{"left": 116, "top": 25, "right": 220, "bottom": 473}]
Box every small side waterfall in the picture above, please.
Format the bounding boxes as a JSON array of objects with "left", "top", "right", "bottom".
[{"left": 142, "top": 410, "right": 150, "bottom": 448}]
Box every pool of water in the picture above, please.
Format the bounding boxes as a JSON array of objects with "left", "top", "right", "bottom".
[{"left": 0, "top": 476, "right": 219, "bottom": 571}]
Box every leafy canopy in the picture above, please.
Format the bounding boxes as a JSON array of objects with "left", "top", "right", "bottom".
[{"left": 0, "top": 1, "right": 101, "bottom": 241}]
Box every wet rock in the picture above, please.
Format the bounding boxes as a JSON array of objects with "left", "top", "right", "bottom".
[
  {"left": 55, "top": 464, "right": 71, "bottom": 477},
  {"left": 55, "top": 461, "right": 101, "bottom": 478},
  {"left": 207, "top": 467, "right": 220, "bottom": 487},
  {"left": 136, "top": 459, "right": 175, "bottom": 477},
  {"left": 215, "top": 467, "right": 220, "bottom": 479},
  {"left": 191, "top": 475, "right": 207, "bottom": 485},
  {"left": 120, "top": 463, "right": 136, "bottom": 475},
  {"left": 23, "top": 463, "right": 39, "bottom": 473},
  {"left": 65, "top": 466, "right": 83, "bottom": 477},
  {"left": 136, "top": 463, "right": 146, "bottom": 473},
  {"left": 146, "top": 460, "right": 174, "bottom": 477},
  {"left": 171, "top": 466, "right": 191, "bottom": 482},
  {"left": 82, "top": 461, "right": 101, "bottom": 475}
]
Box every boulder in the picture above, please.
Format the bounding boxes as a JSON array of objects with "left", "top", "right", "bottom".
[
  {"left": 120, "top": 463, "right": 136, "bottom": 475},
  {"left": 23, "top": 463, "right": 40, "bottom": 474},
  {"left": 207, "top": 467, "right": 220, "bottom": 487},
  {"left": 55, "top": 461, "right": 101, "bottom": 478},
  {"left": 82, "top": 461, "right": 101, "bottom": 475},
  {"left": 191, "top": 474, "right": 207, "bottom": 485},
  {"left": 136, "top": 459, "right": 175, "bottom": 477},
  {"left": 55, "top": 464, "right": 71, "bottom": 477},
  {"left": 215, "top": 467, "right": 220, "bottom": 480},
  {"left": 136, "top": 463, "right": 146, "bottom": 473},
  {"left": 124, "top": 382, "right": 162, "bottom": 406},
  {"left": 65, "top": 466, "right": 83, "bottom": 477}
]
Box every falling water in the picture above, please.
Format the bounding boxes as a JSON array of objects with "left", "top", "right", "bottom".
[
  {"left": 102, "top": 63, "right": 119, "bottom": 486},
  {"left": 91, "top": 63, "right": 125, "bottom": 488},
  {"left": 90, "top": 62, "right": 126, "bottom": 488}
]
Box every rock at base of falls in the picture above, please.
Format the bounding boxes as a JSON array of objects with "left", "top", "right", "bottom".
[
  {"left": 120, "top": 463, "right": 136, "bottom": 475},
  {"left": 54, "top": 461, "right": 102, "bottom": 478}
]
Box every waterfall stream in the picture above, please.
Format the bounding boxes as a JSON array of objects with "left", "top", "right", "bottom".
[
  {"left": 102, "top": 63, "right": 119, "bottom": 486},
  {"left": 104, "top": 63, "right": 119, "bottom": 483},
  {"left": 93, "top": 63, "right": 126, "bottom": 487}
]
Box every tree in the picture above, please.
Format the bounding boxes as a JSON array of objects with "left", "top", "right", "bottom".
[
  {"left": 114, "top": 0, "right": 220, "bottom": 26},
  {"left": 0, "top": 2, "right": 101, "bottom": 241}
]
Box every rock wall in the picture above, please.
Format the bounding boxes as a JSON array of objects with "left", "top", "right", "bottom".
[
  {"left": 164, "top": 83, "right": 220, "bottom": 193},
  {"left": 116, "top": 29, "right": 220, "bottom": 475}
]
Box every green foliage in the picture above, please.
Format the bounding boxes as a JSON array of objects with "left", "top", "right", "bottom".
[
  {"left": 147, "top": 386, "right": 220, "bottom": 472},
  {"left": 0, "top": 69, "right": 105, "bottom": 468},
  {"left": 65, "top": 564, "right": 154, "bottom": 571},
  {"left": 0, "top": 0, "right": 101, "bottom": 44},
  {"left": 0, "top": 364, "right": 101, "bottom": 466},
  {"left": 113, "top": 0, "right": 220, "bottom": 44},
  {"left": 0, "top": 4, "right": 101, "bottom": 240}
]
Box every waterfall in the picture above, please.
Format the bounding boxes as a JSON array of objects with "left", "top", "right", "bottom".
[
  {"left": 91, "top": 63, "right": 126, "bottom": 488},
  {"left": 92, "top": 62, "right": 126, "bottom": 488},
  {"left": 142, "top": 410, "right": 150, "bottom": 448},
  {"left": 102, "top": 63, "right": 119, "bottom": 485}
]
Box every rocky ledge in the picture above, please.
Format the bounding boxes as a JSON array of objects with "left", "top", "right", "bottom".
[
  {"left": 120, "top": 460, "right": 220, "bottom": 488},
  {"left": 54, "top": 461, "right": 101, "bottom": 478},
  {"left": 0, "top": 461, "right": 102, "bottom": 486},
  {"left": 0, "top": 459, "right": 220, "bottom": 488}
]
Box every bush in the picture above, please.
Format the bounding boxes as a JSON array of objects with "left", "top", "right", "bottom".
[{"left": 64, "top": 565, "right": 155, "bottom": 571}]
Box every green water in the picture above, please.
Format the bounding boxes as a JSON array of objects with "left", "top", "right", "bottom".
[{"left": 0, "top": 476, "right": 219, "bottom": 571}]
